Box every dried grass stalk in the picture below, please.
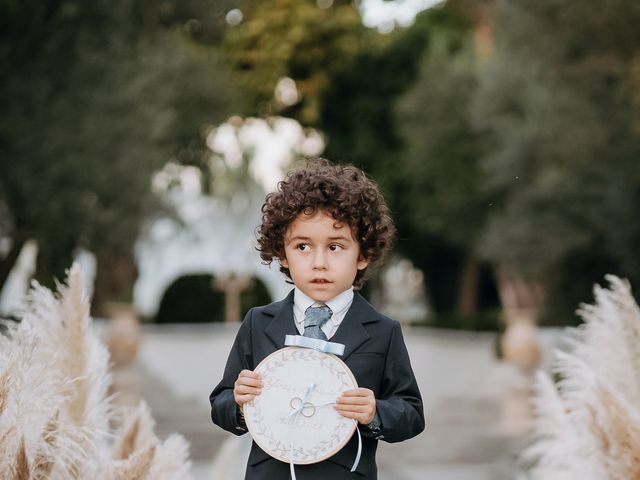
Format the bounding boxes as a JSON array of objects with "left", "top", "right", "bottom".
[
  {"left": 0, "top": 263, "right": 193, "bottom": 479},
  {"left": 523, "top": 275, "right": 640, "bottom": 479},
  {"left": 0, "top": 369, "right": 10, "bottom": 417},
  {"left": 149, "top": 434, "right": 192, "bottom": 480},
  {"left": 112, "top": 401, "right": 157, "bottom": 461},
  {"left": 13, "top": 437, "right": 30, "bottom": 480},
  {"left": 111, "top": 442, "right": 157, "bottom": 480},
  {"left": 32, "top": 411, "right": 59, "bottom": 479}
]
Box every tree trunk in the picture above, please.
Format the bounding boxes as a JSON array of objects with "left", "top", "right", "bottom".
[
  {"left": 92, "top": 247, "right": 138, "bottom": 317},
  {"left": 0, "top": 234, "right": 26, "bottom": 294},
  {"left": 457, "top": 254, "right": 479, "bottom": 316}
]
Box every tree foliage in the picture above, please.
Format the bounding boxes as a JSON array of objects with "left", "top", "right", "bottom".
[
  {"left": 396, "top": 11, "right": 486, "bottom": 250},
  {"left": 321, "top": 2, "right": 491, "bottom": 313},
  {"left": 473, "top": 0, "right": 640, "bottom": 320},
  {"left": 223, "top": 0, "right": 374, "bottom": 125},
  {"left": 0, "top": 0, "right": 238, "bottom": 289},
  {"left": 5, "top": 0, "right": 638, "bottom": 325},
  {"left": 391, "top": 4, "right": 496, "bottom": 314},
  {"left": 351, "top": 0, "right": 640, "bottom": 322}
]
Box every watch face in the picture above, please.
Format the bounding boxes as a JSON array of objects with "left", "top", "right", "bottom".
[{"left": 243, "top": 347, "right": 358, "bottom": 464}]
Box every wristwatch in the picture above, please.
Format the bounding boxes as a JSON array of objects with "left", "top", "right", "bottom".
[
  {"left": 367, "top": 412, "right": 383, "bottom": 438},
  {"left": 236, "top": 405, "right": 248, "bottom": 432}
]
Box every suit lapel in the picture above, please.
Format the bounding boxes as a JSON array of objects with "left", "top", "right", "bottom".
[
  {"left": 331, "top": 292, "right": 376, "bottom": 361},
  {"left": 264, "top": 290, "right": 298, "bottom": 349},
  {"left": 263, "top": 290, "right": 379, "bottom": 358}
]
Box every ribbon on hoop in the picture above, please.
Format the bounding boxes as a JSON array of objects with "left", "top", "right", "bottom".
[{"left": 284, "top": 335, "right": 345, "bottom": 356}]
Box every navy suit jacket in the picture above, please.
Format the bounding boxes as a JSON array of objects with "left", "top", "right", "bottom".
[{"left": 210, "top": 291, "right": 425, "bottom": 479}]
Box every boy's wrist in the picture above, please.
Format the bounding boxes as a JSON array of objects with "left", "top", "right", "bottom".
[
  {"left": 367, "top": 412, "right": 382, "bottom": 432},
  {"left": 235, "top": 404, "right": 248, "bottom": 432},
  {"left": 365, "top": 411, "right": 384, "bottom": 440}
]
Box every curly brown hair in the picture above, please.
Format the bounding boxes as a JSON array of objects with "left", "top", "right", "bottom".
[{"left": 257, "top": 158, "right": 396, "bottom": 288}]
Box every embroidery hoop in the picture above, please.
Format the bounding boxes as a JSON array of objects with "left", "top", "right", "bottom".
[{"left": 243, "top": 346, "right": 358, "bottom": 464}]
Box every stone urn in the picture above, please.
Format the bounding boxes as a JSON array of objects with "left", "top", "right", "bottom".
[
  {"left": 103, "top": 302, "right": 140, "bottom": 369},
  {"left": 499, "top": 307, "right": 542, "bottom": 435},
  {"left": 103, "top": 302, "right": 141, "bottom": 408},
  {"left": 501, "top": 307, "right": 541, "bottom": 374}
]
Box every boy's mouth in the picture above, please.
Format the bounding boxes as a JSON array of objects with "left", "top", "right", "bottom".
[{"left": 311, "top": 278, "right": 331, "bottom": 284}]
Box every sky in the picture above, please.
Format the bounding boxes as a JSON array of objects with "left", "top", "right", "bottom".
[
  {"left": 359, "top": 0, "right": 444, "bottom": 32},
  {"left": 226, "top": 1, "right": 445, "bottom": 33}
]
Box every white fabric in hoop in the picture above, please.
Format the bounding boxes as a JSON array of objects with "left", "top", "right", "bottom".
[{"left": 243, "top": 346, "right": 362, "bottom": 477}]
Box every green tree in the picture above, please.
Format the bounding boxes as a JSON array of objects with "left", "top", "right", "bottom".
[
  {"left": 473, "top": 0, "right": 640, "bottom": 322},
  {"left": 320, "top": 2, "right": 494, "bottom": 316},
  {"left": 392, "top": 4, "right": 494, "bottom": 315},
  {"left": 223, "top": 0, "right": 374, "bottom": 125},
  {"left": 0, "top": 0, "right": 238, "bottom": 300}
]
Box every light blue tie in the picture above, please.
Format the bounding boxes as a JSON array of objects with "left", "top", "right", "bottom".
[{"left": 304, "top": 305, "right": 332, "bottom": 341}]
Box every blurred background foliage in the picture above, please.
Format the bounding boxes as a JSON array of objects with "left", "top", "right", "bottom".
[
  {"left": 1, "top": 0, "right": 639, "bottom": 328},
  {"left": 224, "top": 0, "right": 376, "bottom": 125},
  {"left": 0, "top": 0, "right": 240, "bottom": 306}
]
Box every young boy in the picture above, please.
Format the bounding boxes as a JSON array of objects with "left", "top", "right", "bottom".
[{"left": 210, "top": 159, "right": 424, "bottom": 479}]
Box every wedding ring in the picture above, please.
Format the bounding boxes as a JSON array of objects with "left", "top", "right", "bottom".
[{"left": 290, "top": 397, "right": 316, "bottom": 417}]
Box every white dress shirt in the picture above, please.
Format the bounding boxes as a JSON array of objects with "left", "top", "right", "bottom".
[{"left": 292, "top": 287, "right": 354, "bottom": 340}]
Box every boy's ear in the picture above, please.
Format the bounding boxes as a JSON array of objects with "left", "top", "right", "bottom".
[
  {"left": 357, "top": 257, "right": 369, "bottom": 271},
  {"left": 281, "top": 257, "right": 289, "bottom": 268}
]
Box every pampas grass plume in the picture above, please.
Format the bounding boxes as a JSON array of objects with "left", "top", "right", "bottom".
[
  {"left": 0, "top": 263, "right": 193, "bottom": 479},
  {"left": 523, "top": 275, "right": 640, "bottom": 479},
  {"left": 149, "top": 434, "right": 193, "bottom": 480}
]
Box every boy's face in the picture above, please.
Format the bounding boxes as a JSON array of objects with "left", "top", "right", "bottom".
[{"left": 281, "top": 210, "right": 368, "bottom": 303}]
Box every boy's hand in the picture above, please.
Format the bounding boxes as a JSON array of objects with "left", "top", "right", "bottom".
[
  {"left": 234, "top": 369, "right": 262, "bottom": 407},
  {"left": 335, "top": 388, "right": 377, "bottom": 425}
]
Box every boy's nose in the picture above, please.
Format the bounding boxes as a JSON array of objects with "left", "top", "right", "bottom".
[{"left": 311, "top": 251, "right": 328, "bottom": 269}]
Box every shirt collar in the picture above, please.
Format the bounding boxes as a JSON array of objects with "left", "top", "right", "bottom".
[{"left": 293, "top": 287, "right": 354, "bottom": 325}]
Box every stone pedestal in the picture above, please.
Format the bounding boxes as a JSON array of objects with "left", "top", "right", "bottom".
[
  {"left": 501, "top": 308, "right": 541, "bottom": 374},
  {"left": 499, "top": 364, "right": 534, "bottom": 436},
  {"left": 499, "top": 307, "right": 541, "bottom": 435},
  {"left": 104, "top": 302, "right": 141, "bottom": 408},
  {"left": 213, "top": 273, "right": 252, "bottom": 322}
]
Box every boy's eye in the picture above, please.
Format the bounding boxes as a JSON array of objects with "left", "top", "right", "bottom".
[
  {"left": 296, "top": 244, "right": 310, "bottom": 252},
  {"left": 329, "top": 244, "right": 344, "bottom": 252}
]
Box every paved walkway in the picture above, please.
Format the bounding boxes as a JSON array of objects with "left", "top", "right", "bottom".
[{"left": 130, "top": 323, "right": 559, "bottom": 479}]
